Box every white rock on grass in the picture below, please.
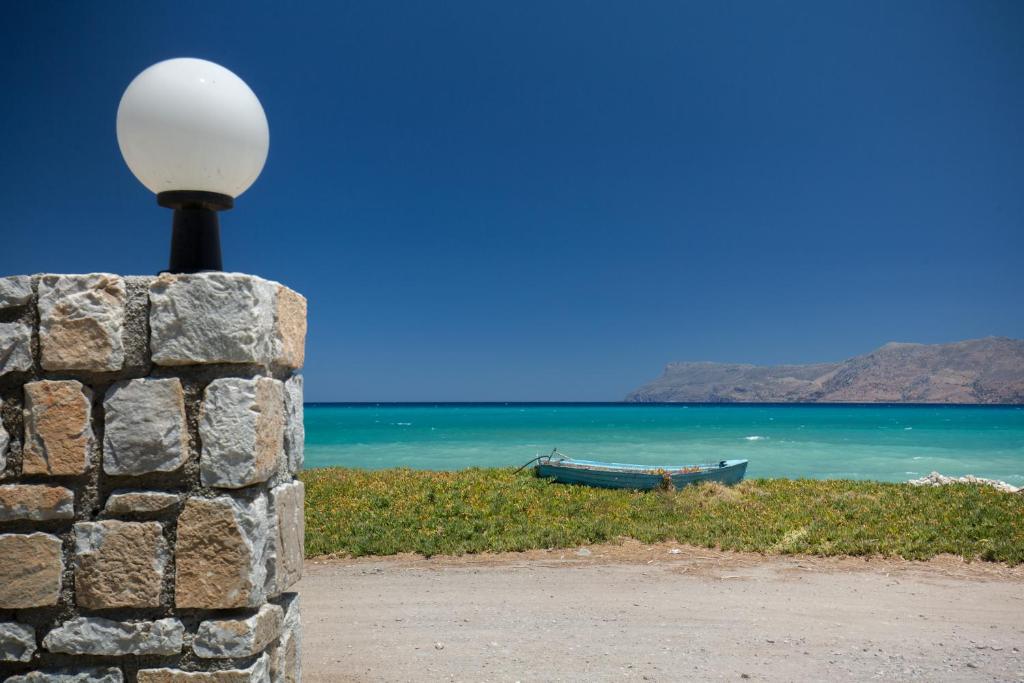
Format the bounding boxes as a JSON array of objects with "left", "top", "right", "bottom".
[
  {"left": 5, "top": 669, "right": 123, "bottom": 683},
  {"left": 42, "top": 617, "right": 184, "bottom": 656},
  {"left": 193, "top": 603, "right": 283, "bottom": 658},
  {"left": 37, "top": 273, "right": 126, "bottom": 372},
  {"left": 199, "top": 377, "right": 284, "bottom": 488},
  {"left": 103, "top": 378, "right": 187, "bottom": 475},
  {"left": 149, "top": 272, "right": 276, "bottom": 366},
  {"left": 0, "top": 621, "right": 36, "bottom": 662},
  {"left": 908, "top": 471, "right": 1021, "bottom": 494},
  {"left": 284, "top": 375, "right": 304, "bottom": 474},
  {"left": 0, "top": 276, "right": 32, "bottom": 309},
  {"left": 0, "top": 322, "right": 33, "bottom": 376}
]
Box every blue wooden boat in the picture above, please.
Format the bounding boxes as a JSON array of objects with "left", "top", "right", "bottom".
[{"left": 532, "top": 452, "right": 748, "bottom": 490}]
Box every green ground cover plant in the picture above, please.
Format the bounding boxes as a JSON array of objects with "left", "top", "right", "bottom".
[{"left": 302, "top": 467, "right": 1024, "bottom": 565}]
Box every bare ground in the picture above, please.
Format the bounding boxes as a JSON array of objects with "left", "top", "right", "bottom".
[{"left": 299, "top": 541, "right": 1024, "bottom": 682}]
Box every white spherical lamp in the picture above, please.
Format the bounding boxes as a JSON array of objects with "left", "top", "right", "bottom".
[{"left": 116, "top": 58, "right": 270, "bottom": 273}]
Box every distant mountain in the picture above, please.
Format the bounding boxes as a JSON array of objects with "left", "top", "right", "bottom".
[{"left": 625, "top": 337, "right": 1024, "bottom": 404}]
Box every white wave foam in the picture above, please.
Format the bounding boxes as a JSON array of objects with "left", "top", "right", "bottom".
[{"left": 744, "top": 435, "right": 768, "bottom": 441}]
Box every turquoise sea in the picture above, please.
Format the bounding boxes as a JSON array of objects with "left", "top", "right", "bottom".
[{"left": 304, "top": 403, "right": 1024, "bottom": 485}]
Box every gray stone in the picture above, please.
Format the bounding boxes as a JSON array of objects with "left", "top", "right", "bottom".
[
  {"left": 199, "top": 377, "right": 284, "bottom": 489},
  {"left": 175, "top": 494, "right": 271, "bottom": 609},
  {"left": 0, "top": 423, "right": 8, "bottom": 472},
  {"left": 270, "top": 593, "right": 301, "bottom": 683},
  {"left": 193, "top": 603, "right": 283, "bottom": 659},
  {"left": 269, "top": 481, "right": 304, "bottom": 594},
  {"left": 103, "top": 378, "right": 187, "bottom": 475},
  {"left": 0, "top": 275, "right": 32, "bottom": 308},
  {"left": 0, "top": 484, "right": 75, "bottom": 521},
  {"left": 37, "top": 273, "right": 126, "bottom": 372},
  {"left": 43, "top": 616, "right": 184, "bottom": 656},
  {"left": 283, "top": 375, "right": 304, "bottom": 474},
  {"left": 5, "top": 669, "right": 123, "bottom": 683},
  {"left": 149, "top": 272, "right": 276, "bottom": 366},
  {"left": 0, "top": 321, "right": 33, "bottom": 376},
  {"left": 138, "top": 654, "right": 267, "bottom": 682},
  {"left": 0, "top": 621, "right": 36, "bottom": 662},
  {"left": 104, "top": 490, "right": 179, "bottom": 516}
]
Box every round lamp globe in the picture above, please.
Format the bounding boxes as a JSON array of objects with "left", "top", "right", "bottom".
[{"left": 116, "top": 57, "right": 269, "bottom": 198}]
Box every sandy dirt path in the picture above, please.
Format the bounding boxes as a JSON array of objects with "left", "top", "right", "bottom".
[{"left": 298, "top": 542, "right": 1024, "bottom": 682}]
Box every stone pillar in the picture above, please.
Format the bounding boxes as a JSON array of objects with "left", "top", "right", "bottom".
[{"left": 0, "top": 273, "right": 306, "bottom": 683}]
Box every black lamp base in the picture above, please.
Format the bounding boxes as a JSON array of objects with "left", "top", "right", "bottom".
[{"left": 157, "top": 191, "right": 234, "bottom": 274}]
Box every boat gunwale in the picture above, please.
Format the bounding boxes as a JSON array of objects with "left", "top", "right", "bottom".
[{"left": 540, "top": 458, "right": 747, "bottom": 475}]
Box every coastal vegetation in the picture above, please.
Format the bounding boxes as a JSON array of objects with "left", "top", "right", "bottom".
[{"left": 303, "top": 467, "right": 1024, "bottom": 565}]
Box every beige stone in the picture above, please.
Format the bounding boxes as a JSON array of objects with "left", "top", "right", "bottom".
[
  {"left": 38, "top": 273, "right": 126, "bottom": 371},
  {"left": 23, "top": 380, "right": 93, "bottom": 476},
  {"left": 0, "top": 533, "right": 63, "bottom": 608},
  {"left": 137, "top": 654, "right": 268, "bottom": 682},
  {"left": 74, "top": 521, "right": 167, "bottom": 609},
  {"left": 0, "top": 484, "right": 75, "bottom": 521},
  {"left": 273, "top": 285, "right": 306, "bottom": 369},
  {"left": 175, "top": 495, "right": 270, "bottom": 609},
  {"left": 270, "top": 481, "right": 304, "bottom": 594}
]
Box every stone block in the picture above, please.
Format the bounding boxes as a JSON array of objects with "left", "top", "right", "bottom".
[
  {"left": 5, "top": 669, "right": 123, "bottom": 683},
  {"left": 193, "top": 603, "right": 283, "bottom": 659},
  {"left": 283, "top": 375, "right": 304, "bottom": 474},
  {"left": 0, "top": 532, "right": 63, "bottom": 608},
  {"left": 42, "top": 617, "right": 184, "bottom": 656},
  {"left": 0, "top": 275, "right": 33, "bottom": 308},
  {"left": 103, "top": 378, "right": 187, "bottom": 475},
  {"left": 269, "top": 481, "right": 304, "bottom": 594},
  {"left": 199, "top": 377, "right": 284, "bottom": 489},
  {"left": 137, "top": 655, "right": 268, "bottom": 682},
  {"left": 0, "top": 621, "right": 36, "bottom": 662},
  {"left": 175, "top": 494, "right": 270, "bottom": 609},
  {"left": 149, "top": 272, "right": 275, "bottom": 366},
  {"left": 0, "top": 321, "right": 33, "bottom": 376},
  {"left": 23, "top": 380, "right": 93, "bottom": 476},
  {"left": 273, "top": 285, "right": 306, "bottom": 369},
  {"left": 0, "top": 484, "right": 75, "bottom": 521},
  {"left": 0, "top": 423, "right": 9, "bottom": 472},
  {"left": 38, "top": 273, "right": 126, "bottom": 372},
  {"left": 104, "top": 490, "right": 179, "bottom": 516},
  {"left": 74, "top": 520, "right": 167, "bottom": 609},
  {"left": 270, "top": 593, "right": 301, "bottom": 683}
]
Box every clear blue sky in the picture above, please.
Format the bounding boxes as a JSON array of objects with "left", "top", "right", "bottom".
[{"left": 1, "top": 2, "right": 1022, "bottom": 401}]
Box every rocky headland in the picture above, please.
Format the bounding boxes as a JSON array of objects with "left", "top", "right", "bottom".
[{"left": 626, "top": 337, "right": 1024, "bottom": 404}]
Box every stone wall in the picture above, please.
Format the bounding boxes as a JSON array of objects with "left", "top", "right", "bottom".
[{"left": 0, "top": 273, "right": 306, "bottom": 683}]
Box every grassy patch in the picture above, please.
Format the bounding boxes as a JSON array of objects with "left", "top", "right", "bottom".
[{"left": 302, "top": 468, "right": 1024, "bottom": 564}]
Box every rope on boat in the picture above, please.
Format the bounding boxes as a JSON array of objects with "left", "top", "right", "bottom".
[{"left": 513, "top": 448, "right": 563, "bottom": 474}]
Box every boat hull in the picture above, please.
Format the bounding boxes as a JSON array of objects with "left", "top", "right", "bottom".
[{"left": 535, "top": 459, "right": 748, "bottom": 490}]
